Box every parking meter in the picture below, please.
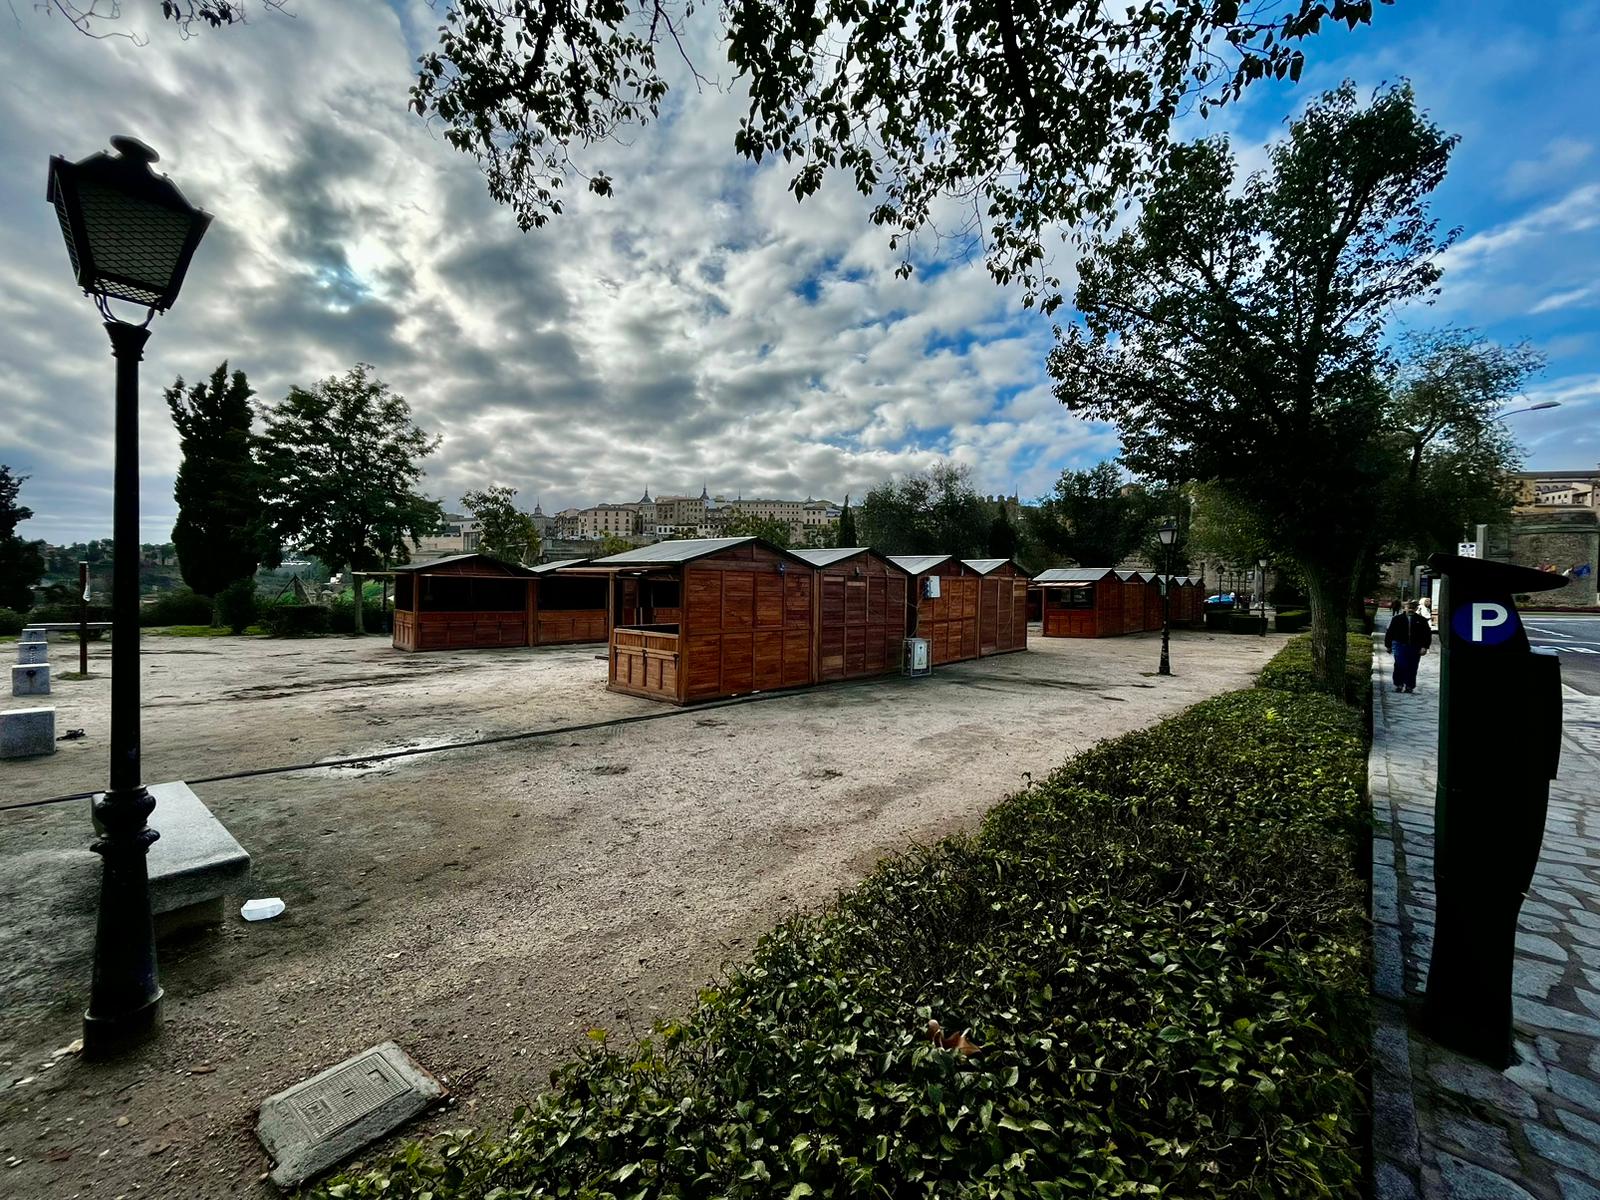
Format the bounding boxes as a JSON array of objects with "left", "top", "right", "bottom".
[{"left": 1421, "top": 553, "right": 1566, "bottom": 1066}]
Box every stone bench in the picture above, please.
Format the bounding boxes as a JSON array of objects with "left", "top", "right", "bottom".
[
  {"left": 0, "top": 706, "right": 55, "bottom": 758},
  {"left": 13, "top": 663, "right": 50, "bottom": 696},
  {"left": 90, "top": 782, "right": 252, "bottom": 936}
]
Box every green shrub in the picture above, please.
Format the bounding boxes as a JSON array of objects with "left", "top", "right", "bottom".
[
  {"left": 1258, "top": 632, "right": 1372, "bottom": 705},
  {"left": 1228, "top": 611, "right": 1267, "bottom": 634},
  {"left": 0, "top": 608, "right": 25, "bottom": 636},
  {"left": 261, "top": 604, "right": 331, "bottom": 637},
  {"left": 1274, "top": 608, "right": 1309, "bottom": 633},
  {"left": 309, "top": 688, "right": 1370, "bottom": 1200},
  {"left": 215, "top": 578, "right": 260, "bottom": 635},
  {"left": 139, "top": 588, "right": 215, "bottom": 627}
]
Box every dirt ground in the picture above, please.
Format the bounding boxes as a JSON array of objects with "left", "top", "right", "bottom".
[{"left": 0, "top": 626, "right": 1286, "bottom": 1198}]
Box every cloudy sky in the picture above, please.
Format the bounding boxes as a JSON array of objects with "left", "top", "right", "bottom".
[{"left": 2, "top": 1, "right": 1597, "bottom": 544}]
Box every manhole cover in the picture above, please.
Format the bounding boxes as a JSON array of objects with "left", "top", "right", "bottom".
[{"left": 257, "top": 1042, "right": 444, "bottom": 1188}]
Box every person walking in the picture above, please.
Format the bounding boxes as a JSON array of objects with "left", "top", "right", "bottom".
[
  {"left": 1389, "top": 596, "right": 1402, "bottom": 617},
  {"left": 1385, "top": 599, "right": 1433, "bottom": 693}
]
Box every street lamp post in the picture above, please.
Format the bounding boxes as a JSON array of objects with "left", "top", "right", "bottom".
[
  {"left": 1157, "top": 521, "right": 1177, "bottom": 675},
  {"left": 1258, "top": 556, "right": 1269, "bottom": 636},
  {"left": 48, "top": 137, "right": 212, "bottom": 1058}
]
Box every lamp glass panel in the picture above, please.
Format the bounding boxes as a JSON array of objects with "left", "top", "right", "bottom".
[{"left": 76, "top": 181, "right": 193, "bottom": 306}]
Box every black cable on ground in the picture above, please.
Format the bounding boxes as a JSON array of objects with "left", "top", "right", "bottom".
[{"left": 0, "top": 687, "right": 802, "bottom": 814}]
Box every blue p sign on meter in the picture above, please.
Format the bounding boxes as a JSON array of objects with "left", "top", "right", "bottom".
[{"left": 1452, "top": 600, "right": 1519, "bottom": 646}]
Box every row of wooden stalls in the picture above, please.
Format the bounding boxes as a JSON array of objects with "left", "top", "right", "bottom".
[
  {"left": 386, "top": 540, "right": 1029, "bottom": 705},
  {"left": 1031, "top": 567, "right": 1204, "bottom": 638}
]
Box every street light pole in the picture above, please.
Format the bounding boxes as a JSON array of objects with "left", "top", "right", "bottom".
[
  {"left": 1258, "top": 556, "right": 1269, "bottom": 636},
  {"left": 1157, "top": 521, "right": 1177, "bottom": 675},
  {"left": 48, "top": 137, "right": 211, "bottom": 1057}
]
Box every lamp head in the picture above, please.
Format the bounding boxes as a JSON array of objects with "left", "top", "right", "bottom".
[{"left": 47, "top": 136, "right": 212, "bottom": 315}]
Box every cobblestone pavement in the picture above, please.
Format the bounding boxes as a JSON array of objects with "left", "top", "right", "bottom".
[{"left": 1371, "top": 637, "right": 1600, "bottom": 1199}]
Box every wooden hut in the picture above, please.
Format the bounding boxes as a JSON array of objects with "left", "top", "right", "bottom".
[
  {"left": 963, "top": 559, "right": 1030, "bottom": 656},
  {"left": 887, "top": 555, "right": 981, "bottom": 665},
  {"left": 1115, "top": 570, "right": 1149, "bottom": 634},
  {"left": 594, "top": 537, "right": 814, "bottom": 705},
  {"left": 1034, "top": 567, "right": 1123, "bottom": 638},
  {"left": 528, "top": 560, "right": 611, "bottom": 645},
  {"left": 1143, "top": 575, "right": 1166, "bottom": 632},
  {"left": 792, "top": 547, "right": 911, "bottom": 682},
  {"left": 1172, "top": 576, "right": 1201, "bottom": 628},
  {"left": 390, "top": 554, "right": 537, "bottom": 652}
]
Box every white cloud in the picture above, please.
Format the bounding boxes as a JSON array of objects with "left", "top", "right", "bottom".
[
  {"left": 1531, "top": 284, "right": 1600, "bottom": 316},
  {"left": 0, "top": 3, "right": 1097, "bottom": 543}
]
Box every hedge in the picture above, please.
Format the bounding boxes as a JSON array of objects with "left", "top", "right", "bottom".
[
  {"left": 1275, "top": 609, "right": 1309, "bottom": 633},
  {"left": 1257, "top": 632, "right": 1373, "bottom": 707},
  {"left": 307, "top": 676, "right": 1371, "bottom": 1200},
  {"left": 139, "top": 588, "right": 215, "bottom": 627},
  {"left": 263, "top": 604, "right": 332, "bottom": 637},
  {"left": 0, "top": 608, "right": 25, "bottom": 636}
]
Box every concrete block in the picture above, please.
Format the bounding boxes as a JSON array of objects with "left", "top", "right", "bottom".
[
  {"left": 16, "top": 642, "right": 47, "bottom": 665},
  {"left": 0, "top": 706, "right": 56, "bottom": 758},
  {"left": 257, "top": 1042, "right": 445, "bottom": 1188},
  {"left": 12, "top": 664, "right": 50, "bottom": 696},
  {"left": 90, "top": 781, "right": 252, "bottom": 924},
  {"left": 19, "top": 627, "right": 47, "bottom": 643}
]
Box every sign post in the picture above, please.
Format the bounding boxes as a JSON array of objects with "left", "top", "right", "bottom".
[{"left": 1422, "top": 553, "right": 1566, "bottom": 1065}]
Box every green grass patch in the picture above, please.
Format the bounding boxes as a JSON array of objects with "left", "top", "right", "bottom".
[{"left": 307, "top": 680, "right": 1370, "bottom": 1200}]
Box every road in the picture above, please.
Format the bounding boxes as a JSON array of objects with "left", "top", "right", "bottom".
[{"left": 1525, "top": 614, "right": 1600, "bottom": 695}]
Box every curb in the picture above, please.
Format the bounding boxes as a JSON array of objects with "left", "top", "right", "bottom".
[{"left": 1370, "top": 636, "right": 1425, "bottom": 1199}]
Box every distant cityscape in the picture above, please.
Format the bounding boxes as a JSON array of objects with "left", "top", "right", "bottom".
[{"left": 412, "top": 486, "right": 847, "bottom": 562}]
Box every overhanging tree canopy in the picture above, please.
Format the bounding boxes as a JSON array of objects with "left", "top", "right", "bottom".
[{"left": 408, "top": 0, "right": 1384, "bottom": 313}]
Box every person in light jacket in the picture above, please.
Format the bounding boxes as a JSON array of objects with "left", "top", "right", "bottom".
[{"left": 1384, "top": 599, "right": 1434, "bottom": 693}]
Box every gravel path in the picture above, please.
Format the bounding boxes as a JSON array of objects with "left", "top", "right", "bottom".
[{"left": 0, "top": 627, "right": 1284, "bottom": 1198}]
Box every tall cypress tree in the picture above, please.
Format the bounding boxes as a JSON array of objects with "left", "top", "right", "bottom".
[
  {"left": 837, "top": 495, "right": 857, "bottom": 547},
  {"left": 166, "top": 363, "right": 277, "bottom": 598}
]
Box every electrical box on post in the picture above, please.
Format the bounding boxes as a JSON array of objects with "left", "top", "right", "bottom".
[{"left": 903, "top": 637, "right": 931, "bottom": 677}]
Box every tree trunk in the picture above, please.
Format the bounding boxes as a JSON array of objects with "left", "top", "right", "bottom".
[
  {"left": 350, "top": 563, "right": 365, "bottom": 635},
  {"left": 1305, "top": 564, "right": 1355, "bottom": 697}
]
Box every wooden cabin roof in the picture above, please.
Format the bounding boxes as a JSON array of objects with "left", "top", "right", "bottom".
[
  {"left": 887, "top": 554, "right": 955, "bottom": 575},
  {"left": 589, "top": 536, "right": 810, "bottom": 569},
  {"left": 1034, "top": 567, "right": 1118, "bottom": 584},
  {"left": 529, "top": 559, "right": 588, "bottom": 574},
  {"left": 963, "top": 558, "right": 1026, "bottom": 577},
  {"left": 792, "top": 547, "right": 909, "bottom": 572},
  {"left": 388, "top": 553, "right": 536, "bottom": 577}
]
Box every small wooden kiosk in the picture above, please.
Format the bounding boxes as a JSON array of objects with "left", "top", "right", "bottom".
[
  {"left": 1143, "top": 575, "right": 1165, "bottom": 632},
  {"left": 1116, "top": 570, "right": 1149, "bottom": 634},
  {"left": 963, "top": 558, "right": 1030, "bottom": 656},
  {"left": 596, "top": 537, "right": 815, "bottom": 704},
  {"left": 1034, "top": 567, "right": 1123, "bottom": 638},
  {"left": 888, "top": 555, "right": 981, "bottom": 665},
  {"left": 529, "top": 560, "right": 610, "bottom": 645},
  {"left": 793, "top": 547, "right": 911, "bottom": 682},
  {"left": 390, "top": 554, "right": 538, "bottom": 651}
]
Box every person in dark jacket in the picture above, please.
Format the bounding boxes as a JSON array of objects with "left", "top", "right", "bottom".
[{"left": 1384, "top": 599, "right": 1433, "bottom": 693}]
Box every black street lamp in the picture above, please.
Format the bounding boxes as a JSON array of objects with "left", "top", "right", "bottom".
[
  {"left": 1257, "top": 555, "right": 1269, "bottom": 637},
  {"left": 1157, "top": 520, "right": 1177, "bottom": 675},
  {"left": 48, "top": 136, "right": 212, "bottom": 1058}
]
